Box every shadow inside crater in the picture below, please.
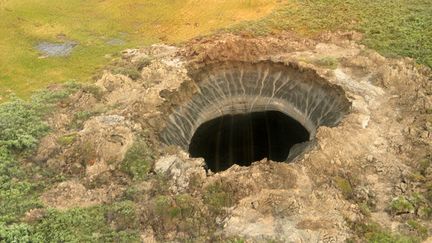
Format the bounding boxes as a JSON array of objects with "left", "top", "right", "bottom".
[{"left": 189, "top": 110, "right": 310, "bottom": 172}]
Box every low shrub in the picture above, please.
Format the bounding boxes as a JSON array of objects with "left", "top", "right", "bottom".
[
  {"left": 120, "top": 138, "right": 154, "bottom": 180},
  {"left": 203, "top": 181, "right": 235, "bottom": 215},
  {"left": 389, "top": 196, "right": 415, "bottom": 215},
  {"left": 314, "top": 57, "right": 339, "bottom": 69},
  {"left": 349, "top": 220, "right": 420, "bottom": 243},
  {"left": 112, "top": 66, "right": 141, "bottom": 80},
  {"left": 406, "top": 220, "right": 428, "bottom": 239},
  {"left": 334, "top": 176, "right": 354, "bottom": 199},
  {"left": 32, "top": 206, "right": 140, "bottom": 242},
  {"left": 0, "top": 98, "right": 49, "bottom": 150}
]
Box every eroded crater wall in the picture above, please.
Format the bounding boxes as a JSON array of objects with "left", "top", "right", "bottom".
[{"left": 161, "top": 61, "right": 351, "bottom": 151}]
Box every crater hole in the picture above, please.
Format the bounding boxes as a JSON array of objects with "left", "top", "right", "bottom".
[{"left": 189, "top": 110, "right": 310, "bottom": 172}]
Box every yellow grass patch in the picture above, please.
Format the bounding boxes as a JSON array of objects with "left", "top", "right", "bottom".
[{"left": 0, "top": 0, "right": 278, "bottom": 99}]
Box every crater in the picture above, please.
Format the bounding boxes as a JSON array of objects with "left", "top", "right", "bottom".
[
  {"left": 161, "top": 61, "right": 351, "bottom": 172},
  {"left": 189, "top": 110, "right": 310, "bottom": 172}
]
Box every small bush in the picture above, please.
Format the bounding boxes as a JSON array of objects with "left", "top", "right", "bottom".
[
  {"left": 406, "top": 220, "right": 428, "bottom": 239},
  {"left": 367, "top": 230, "right": 418, "bottom": 243},
  {"left": 419, "top": 207, "right": 432, "bottom": 219},
  {"left": 31, "top": 85, "right": 78, "bottom": 109},
  {"left": 0, "top": 146, "right": 43, "bottom": 224},
  {"left": 418, "top": 156, "right": 431, "bottom": 176},
  {"left": 121, "top": 138, "right": 154, "bottom": 180},
  {"left": 314, "top": 57, "right": 339, "bottom": 69},
  {"left": 0, "top": 85, "right": 77, "bottom": 151},
  {"left": 32, "top": 206, "right": 140, "bottom": 242},
  {"left": 153, "top": 194, "right": 199, "bottom": 220},
  {"left": 334, "top": 176, "right": 354, "bottom": 199},
  {"left": 105, "top": 201, "right": 139, "bottom": 231},
  {"left": 0, "top": 98, "right": 49, "bottom": 150},
  {"left": 135, "top": 57, "right": 152, "bottom": 70},
  {"left": 226, "top": 237, "right": 246, "bottom": 243},
  {"left": 57, "top": 133, "right": 77, "bottom": 146},
  {"left": 151, "top": 194, "right": 210, "bottom": 240},
  {"left": 204, "top": 181, "right": 235, "bottom": 215},
  {"left": 155, "top": 195, "right": 180, "bottom": 219},
  {"left": 426, "top": 183, "right": 432, "bottom": 203},
  {"left": 359, "top": 203, "right": 371, "bottom": 217},
  {"left": 174, "top": 194, "right": 196, "bottom": 219},
  {"left": 112, "top": 66, "right": 141, "bottom": 80},
  {"left": 81, "top": 84, "right": 104, "bottom": 101},
  {"left": 389, "top": 196, "right": 415, "bottom": 215},
  {"left": 351, "top": 221, "right": 420, "bottom": 243},
  {"left": 0, "top": 222, "right": 34, "bottom": 243}
]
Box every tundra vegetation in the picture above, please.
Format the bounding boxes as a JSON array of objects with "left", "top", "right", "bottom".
[{"left": 1, "top": 0, "right": 431, "bottom": 100}]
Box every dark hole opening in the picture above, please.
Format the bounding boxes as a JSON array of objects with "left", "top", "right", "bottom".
[{"left": 189, "top": 110, "right": 310, "bottom": 172}]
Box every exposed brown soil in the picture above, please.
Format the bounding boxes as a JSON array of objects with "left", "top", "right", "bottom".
[{"left": 35, "top": 32, "right": 431, "bottom": 242}]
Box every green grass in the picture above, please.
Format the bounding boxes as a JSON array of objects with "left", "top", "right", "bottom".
[
  {"left": 406, "top": 220, "right": 429, "bottom": 239},
  {"left": 389, "top": 196, "right": 415, "bottom": 215},
  {"left": 1, "top": 204, "right": 141, "bottom": 242},
  {"left": 0, "top": 0, "right": 277, "bottom": 100},
  {"left": 120, "top": 137, "right": 154, "bottom": 181},
  {"left": 57, "top": 133, "right": 77, "bottom": 146},
  {"left": 2, "top": 1, "right": 431, "bottom": 100},
  {"left": 313, "top": 57, "right": 339, "bottom": 69},
  {"left": 349, "top": 221, "right": 421, "bottom": 243},
  {"left": 232, "top": 0, "right": 432, "bottom": 68},
  {"left": 2, "top": 1, "right": 432, "bottom": 100},
  {"left": 204, "top": 181, "right": 236, "bottom": 215}
]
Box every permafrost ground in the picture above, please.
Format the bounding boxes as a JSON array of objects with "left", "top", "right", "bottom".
[{"left": 35, "top": 33, "right": 431, "bottom": 242}]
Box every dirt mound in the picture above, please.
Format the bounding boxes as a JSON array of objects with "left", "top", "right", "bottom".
[{"left": 35, "top": 32, "right": 431, "bottom": 242}]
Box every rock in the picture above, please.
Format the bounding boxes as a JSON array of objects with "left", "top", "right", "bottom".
[
  {"left": 96, "top": 115, "right": 125, "bottom": 126},
  {"left": 78, "top": 115, "right": 134, "bottom": 171},
  {"left": 155, "top": 152, "right": 206, "bottom": 193},
  {"left": 154, "top": 155, "right": 179, "bottom": 174},
  {"left": 395, "top": 182, "right": 408, "bottom": 194}
]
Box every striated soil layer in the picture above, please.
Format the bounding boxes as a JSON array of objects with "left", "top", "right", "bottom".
[{"left": 35, "top": 32, "right": 431, "bottom": 242}]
